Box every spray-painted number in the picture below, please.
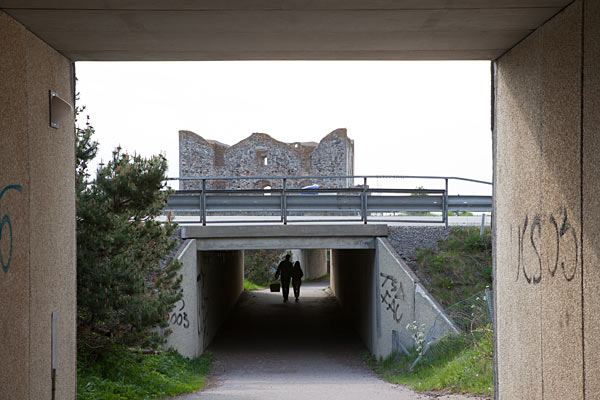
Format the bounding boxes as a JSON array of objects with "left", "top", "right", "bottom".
[{"left": 170, "top": 299, "right": 190, "bottom": 329}]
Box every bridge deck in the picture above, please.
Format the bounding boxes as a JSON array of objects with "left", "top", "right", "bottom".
[{"left": 182, "top": 224, "right": 388, "bottom": 250}]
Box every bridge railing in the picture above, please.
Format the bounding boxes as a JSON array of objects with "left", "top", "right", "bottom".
[{"left": 164, "top": 175, "right": 492, "bottom": 227}]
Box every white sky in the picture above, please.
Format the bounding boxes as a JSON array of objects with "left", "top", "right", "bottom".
[{"left": 75, "top": 61, "right": 492, "bottom": 195}]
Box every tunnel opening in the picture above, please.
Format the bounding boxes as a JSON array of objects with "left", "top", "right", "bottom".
[
  {"left": 165, "top": 225, "right": 459, "bottom": 364},
  {"left": 203, "top": 247, "right": 378, "bottom": 374},
  {"left": 165, "top": 241, "right": 385, "bottom": 359}
]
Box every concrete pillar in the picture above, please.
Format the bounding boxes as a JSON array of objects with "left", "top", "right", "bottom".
[
  {"left": 582, "top": 1, "right": 600, "bottom": 397},
  {"left": 494, "top": 1, "right": 600, "bottom": 398},
  {"left": 292, "top": 249, "right": 327, "bottom": 279},
  {"left": 0, "top": 11, "right": 75, "bottom": 400},
  {"left": 165, "top": 240, "right": 200, "bottom": 358}
]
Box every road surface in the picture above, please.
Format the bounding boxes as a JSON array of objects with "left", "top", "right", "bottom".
[{"left": 172, "top": 280, "right": 488, "bottom": 400}]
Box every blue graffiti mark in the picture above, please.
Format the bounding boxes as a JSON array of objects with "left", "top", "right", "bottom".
[{"left": 0, "top": 185, "right": 23, "bottom": 274}]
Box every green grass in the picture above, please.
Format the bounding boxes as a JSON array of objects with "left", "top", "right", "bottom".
[
  {"left": 447, "top": 211, "right": 474, "bottom": 216},
  {"left": 368, "top": 326, "right": 494, "bottom": 397},
  {"left": 302, "top": 273, "right": 330, "bottom": 283},
  {"left": 413, "top": 226, "right": 492, "bottom": 308},
  {"left": 77, "top": 346, "right": 214, "bottom": 400},
  {"left": 244, "top": 278, "right": 266, "bottom": 290}
]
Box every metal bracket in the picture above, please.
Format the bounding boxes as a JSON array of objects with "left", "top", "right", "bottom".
[
  {"left": 51, "top": 311, "right": 58, "bottom": 400},
  {"left": 49, "top": 90, "right": 73, "bottom": 129}
]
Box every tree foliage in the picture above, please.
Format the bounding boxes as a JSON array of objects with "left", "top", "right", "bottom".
[{"left": 76, "top": 112, "right": 182, "bottom": 350}]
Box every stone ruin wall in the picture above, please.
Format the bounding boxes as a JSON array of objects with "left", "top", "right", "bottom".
[{"left": 179, "top": 128, "right": 354, "bottom": 190}]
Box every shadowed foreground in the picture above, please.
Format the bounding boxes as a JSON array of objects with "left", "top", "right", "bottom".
[{"left": 173, "top": 280, "right": 482, "bottom": 400}]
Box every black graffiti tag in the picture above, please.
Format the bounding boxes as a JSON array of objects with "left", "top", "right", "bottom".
[
  {"left": 380, "top": 273, "right": 404, "bottom": 323},
  {"left": 170, "top": 299, "right": 190, "bottom": 329},
  {"left": 515, "top": 206, "right": 578, "bottom": 284}
]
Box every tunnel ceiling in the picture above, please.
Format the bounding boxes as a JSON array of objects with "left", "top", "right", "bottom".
[{"left": 0, "top": 0, "right": 571, "bottom": 61}]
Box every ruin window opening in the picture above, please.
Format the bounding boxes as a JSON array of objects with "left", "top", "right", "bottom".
[{"left": 256, "top": 149, "right": 268, "bottom": 167}]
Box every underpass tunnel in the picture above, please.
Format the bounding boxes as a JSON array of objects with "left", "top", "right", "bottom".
[
  {"left": 166, "top": 243, "right": 382, "bottom": 359},
  {"left": 165, "top": 236, "right": 454, "bottom": 363}
]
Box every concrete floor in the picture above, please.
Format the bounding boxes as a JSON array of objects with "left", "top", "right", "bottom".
[{"left": 172, "top": 280, "right": 487, "bottom": 400}]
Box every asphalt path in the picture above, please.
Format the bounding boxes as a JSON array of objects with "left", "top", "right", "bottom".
[{"left": 172, "top": 280, "right": 487, "bottom": 400}]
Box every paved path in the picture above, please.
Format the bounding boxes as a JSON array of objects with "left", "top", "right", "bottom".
[{"left": 173, "top": 281, "right": 487, "bottom": 400}]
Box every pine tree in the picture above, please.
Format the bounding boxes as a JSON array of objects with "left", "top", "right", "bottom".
[{"left": 76, "top": 113, "right": 182, "bottom": 350}]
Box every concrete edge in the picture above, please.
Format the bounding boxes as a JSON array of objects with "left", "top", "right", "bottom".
[
  {"left": 175, "top": 238, "right": 195, "bottom": 260},
  {"left": 182, "top": 223, "right": 389, "bottom": 239},
  {"left": 378, "top": 237, "right": 420, "bottom": 283},
  {"left": 377, "top": 237, "right": 460, "bottom": 334},
  {"left": 414, "top": 284, "right": 460, "bottom": 334}
]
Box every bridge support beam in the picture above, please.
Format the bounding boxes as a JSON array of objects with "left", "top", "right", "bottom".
[
  {"left": 292, "top": 249, "right": 328, "bottom": 279},
  {"left": 494, "top": 1, "right": 600, "bottom": 398}
]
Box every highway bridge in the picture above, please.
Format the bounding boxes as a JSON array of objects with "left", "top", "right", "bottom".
[{"left": 162, "top": 175, "right": 490, "bottom": 360}]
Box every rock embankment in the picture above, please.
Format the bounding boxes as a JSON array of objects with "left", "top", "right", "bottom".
[{"left": 386, "top": 226, "right": 450, "bottom": 265}]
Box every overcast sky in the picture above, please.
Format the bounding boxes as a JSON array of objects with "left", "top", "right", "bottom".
[{"left": 75, "top": 61, "right": 492, "bottom": 195}]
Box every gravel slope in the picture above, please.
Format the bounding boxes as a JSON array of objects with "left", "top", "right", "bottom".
[{"left": 386, "top": 226, "right": 451, "bottom": 265}]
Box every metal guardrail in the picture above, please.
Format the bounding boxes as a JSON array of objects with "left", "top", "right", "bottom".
[{"left": 165, "top": 175, "right": 492, "bottom": 228}]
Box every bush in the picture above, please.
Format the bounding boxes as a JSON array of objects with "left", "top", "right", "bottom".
[
  {"left": 76, "top": 115, "right": 182, "bottom": 350},
  {"left": 244, "top": 250, "right": 285, "bottom": 286}
]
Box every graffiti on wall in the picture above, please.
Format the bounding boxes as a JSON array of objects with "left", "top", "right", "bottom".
[
  {"left": 380, "top": 272, "right": 405, "bottom": 323},
  {"left": 197, "top": 269, "right": 209, "bottom": 342},
  {"left": 514, "top": 206, "right": 579, "bottom": 284},
  {"left": 0, "top": 184, "right": 23, "bottom": 274},
  {"left": 169, "top": 299, "right": 190, "bottom": 329}
]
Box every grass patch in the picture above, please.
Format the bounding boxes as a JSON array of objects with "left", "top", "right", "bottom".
[
  {"left": 302, "top": 273, "right": 330, "bottom": 283},
  {"left": 77, "top": 346, "right": 214, "bottom": 400},
  {"left": 447, "top": 211, "right": 474, "bottom": 216},
  {"left": 368, "top": 326, "right": 493, "bottom": 397},
  {"left": 413, "top": 226, "right": 492, "bottom": 308},
  {"left": 244, "top": 278, "right": 266, "bottom": 290}
]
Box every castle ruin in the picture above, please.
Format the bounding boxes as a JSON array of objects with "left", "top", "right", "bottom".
[{"left": 179, "top": 128, "right": 354, "bottom": 190}]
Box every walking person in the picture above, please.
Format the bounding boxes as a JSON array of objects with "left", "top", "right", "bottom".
[
  {"left": 291, "top": 261, "right": 304, "bottom": 302},
  {"left": 274, "top": 254, "right": 293, "bottom": 302}
]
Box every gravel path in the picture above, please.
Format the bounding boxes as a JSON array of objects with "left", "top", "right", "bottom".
[{"left": 171, "top": 281, "right": 486, "bottom": 400}]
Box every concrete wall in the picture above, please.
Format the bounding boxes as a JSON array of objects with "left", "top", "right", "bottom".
[
  {"left": 166, "top": 246, "right": 244, "bottom": 357},
  {"left": 494, "top": 1, "right": 600, "bottom": 398},
  {"left": 331, "top": 248, "right": 377, "bottom": 353},
  {"left": 165, "top": 240, "right": 201, "bottom": 358},
  {"left": 0, "top": 10, "right": 75, "bottom": 400},
  {"left": 292, "top": 249, "right": 327, "bottom": 279},
  {"left": 331, "top": 240, "right": 457, "bottom": 359},
  {"left": 197, "top": 249, "right": 244, "bottom": 351},
  {"left": 374, "top": 238, "right": 457, "bottom": 359}
]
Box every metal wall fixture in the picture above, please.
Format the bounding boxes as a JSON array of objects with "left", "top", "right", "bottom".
[
  {"left": 49, "top": 90, "right": 73, "bottom": 129},
  {"left": 165, "top": 175, "right": 492, "bottom": 228}
]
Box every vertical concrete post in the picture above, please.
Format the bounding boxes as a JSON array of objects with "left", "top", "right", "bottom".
[
  {"left": 0, "top": 10, "right": 76, "bottom": 400},
  {"left": 493, "top": 2, "right": 600, "bottom": 398},
  {"left": 293, "top": 249, "right": 327, "bottom": 279}
]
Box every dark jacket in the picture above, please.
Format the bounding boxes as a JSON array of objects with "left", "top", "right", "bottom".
[
  {"left": 275, "top": 259, "right": 293, "bottom": 282},
  {"left": 291, "top": 262, "right": 304, "bottom": 283}
]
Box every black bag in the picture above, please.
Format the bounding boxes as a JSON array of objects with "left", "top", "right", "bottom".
[{"left": 270, "top": 283, "right": 281, "bottom": 292}]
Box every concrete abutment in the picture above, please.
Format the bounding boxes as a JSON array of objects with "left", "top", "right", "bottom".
[{"left": 494, "top": 1, "right": 600, "bottom": 398}]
